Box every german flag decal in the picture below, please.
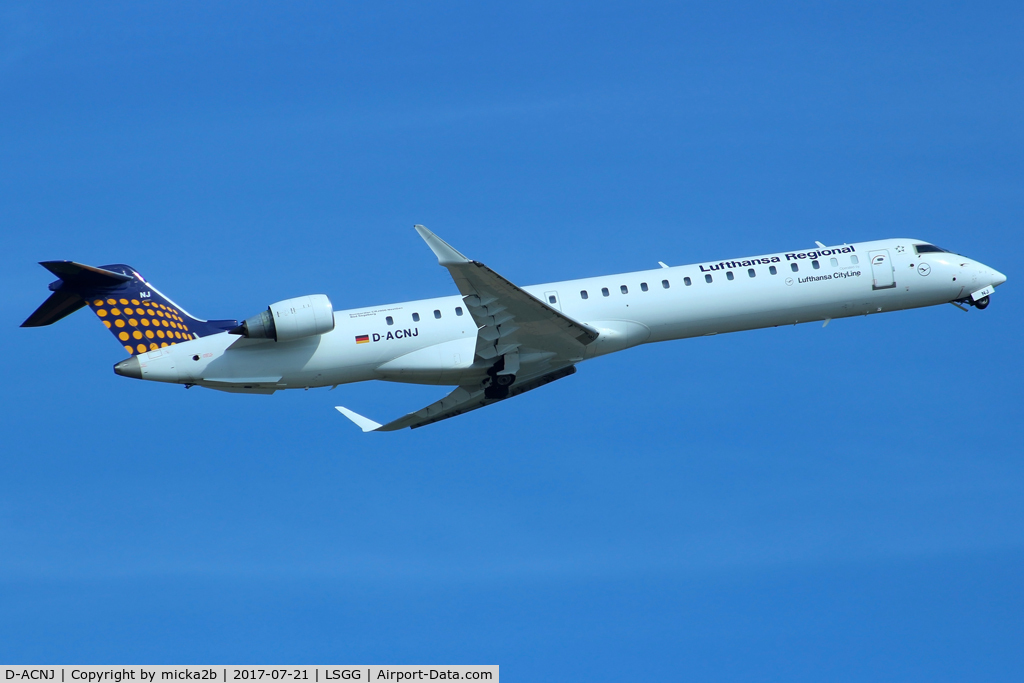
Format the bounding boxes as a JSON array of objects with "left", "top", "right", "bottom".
[{"left": 355, "top": 334, "right": 370, "bottom": 344}]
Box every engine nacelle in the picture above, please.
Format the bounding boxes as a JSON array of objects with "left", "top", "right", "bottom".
[{"left": 231, "top": 294, "right": 335, "bottom": 342}]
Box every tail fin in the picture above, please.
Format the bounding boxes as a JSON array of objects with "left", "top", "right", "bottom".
[{"left": 22, "top": 261, "right": 238, "bottom": 356}]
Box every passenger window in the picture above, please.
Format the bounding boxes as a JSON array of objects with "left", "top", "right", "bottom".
[
  {"left": 412, "top": 312, "right": 420, "bottom": 322},
  {"left": 455, "top": 307, "right": 463, "bottom": 316},
  {"left": 602, "top": 287, "right": 610, "bottom": 297},
  {"left": 830, "top": 257, "right": 838, "bottom": 267},
  {"left": 580, "top": 290, "right": 588, "bottom": 300},
  {"left": 662, "top": 279, "right": 670, "bottom": 289},
  {"left": 548, "top": 295, "right": 557, "bottom": 304},
  {"left": 726, "top": 271, "right": 734, "bottom": 281},
  {"left": 791, "top": 263, "right": 799, "bottom": 272},
  {"left": 620, "top": 285, "right": 628, "bottom": 294},
  {"left": 705, "top": 274, "right": 713, "bottom": 283},
  {"left": 769, "top": 265, "right": 778, "bottom": 275},
  {"left": 684, "top": 276, "right": 692, "bottom": 286},
  {"left": 812, "top": 260, "right": 820, "bottom": 270},
  {"left": 640, "top": 282, "right": 648, "bottom": 292},
  {"left": 851, "top": 255, "right": 859, "bottom": 265},
  {"left": 748, "top": 268, "right": 756, "bottom": 278},
  {"left": 386, "top": 316, "right": 393, "bottom": 325},
  {"left": 434, "top": 310, "right": 441, "bottom": 319}
]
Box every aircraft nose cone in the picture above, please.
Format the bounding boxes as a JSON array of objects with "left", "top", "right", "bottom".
[
  {"left": 992, "top": 269, "right": 1007, "bottom": 286},
  {"left": 114, "top": 356, "right": 142, "bottom": 379}
]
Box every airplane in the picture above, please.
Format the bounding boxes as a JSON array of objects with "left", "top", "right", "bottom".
[{"left": 22, "top": 226, "right": 1006, "bottom": 431}]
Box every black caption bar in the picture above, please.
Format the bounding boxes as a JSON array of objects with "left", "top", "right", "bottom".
[{"left": 2, "top": 667, "right": 497, "bottom": 683}]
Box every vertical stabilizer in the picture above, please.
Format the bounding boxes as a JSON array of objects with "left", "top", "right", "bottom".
[{"left": 22, "top": 261, "right": 238, "bottom": 356}]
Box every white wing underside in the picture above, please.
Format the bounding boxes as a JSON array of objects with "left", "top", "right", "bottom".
[
  {"left": 336, "top": 226, "right": 598, "bottom": 431},
  {"left": 337, "top": 364, "right": 577, "bottom": 431}
]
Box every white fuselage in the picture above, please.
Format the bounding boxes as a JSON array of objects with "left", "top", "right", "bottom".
[{"left": 131, "top": 238, "right": 1005, "bottom": 393}]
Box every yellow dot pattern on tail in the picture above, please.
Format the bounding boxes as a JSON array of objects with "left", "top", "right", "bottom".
[{"left": 89, "top": 299, "right": 191, "bottom": 355}]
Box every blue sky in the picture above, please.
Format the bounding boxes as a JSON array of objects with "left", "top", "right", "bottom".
[{"left": 2, "top": 2, "right": 1022, "bottom": 678}]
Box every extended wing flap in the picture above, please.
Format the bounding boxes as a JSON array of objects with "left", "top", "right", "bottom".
[{"left": 457, "top": 261, "right": 598, "bottom": 343}]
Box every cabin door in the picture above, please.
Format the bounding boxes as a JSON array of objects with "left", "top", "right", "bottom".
[{"left": 869, "top": 250, "right": 896, "bottom": 290}]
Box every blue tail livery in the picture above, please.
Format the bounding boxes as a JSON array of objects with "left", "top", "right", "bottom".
[{"left": 21, "top": 261, "right": 238, "bottom": 356}]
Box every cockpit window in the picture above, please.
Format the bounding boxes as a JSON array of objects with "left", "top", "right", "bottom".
[{"left": 914, "top": 244, "right": 948, "bottom": 254}]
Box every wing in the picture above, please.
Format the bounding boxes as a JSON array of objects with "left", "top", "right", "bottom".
[
  {"left": 336, "top": 226, "right": 595, "bottom": 432},
  {"left": 414, "top": 225, "right": 598, "bottom": 372},
  {"left": 337, "top": 365, "right": 576, "bottom": 432}
]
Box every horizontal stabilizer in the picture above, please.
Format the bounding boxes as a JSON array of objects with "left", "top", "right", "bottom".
[
  {"left": 41, "top": 261, "right": 133, "bottom": 288},
  {"left": 21, "top": 261, "right": 133, "bottom": 327},
  {"left": 21, "top": 291, "right": 88, "bottom": 327}
]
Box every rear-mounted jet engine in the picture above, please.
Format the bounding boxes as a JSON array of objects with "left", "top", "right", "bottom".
[{"left": 230, "top": 294, "right": 335, "bottom": 342}]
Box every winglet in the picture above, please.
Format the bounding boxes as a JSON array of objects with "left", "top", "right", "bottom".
[
  {"left": 335, "top": 406, "right": 383, "bottom": 432},
  {"left": 414, "top": 225, "right": 470, "bottom": 265}
]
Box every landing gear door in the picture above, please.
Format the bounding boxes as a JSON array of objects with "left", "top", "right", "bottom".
[
  {"left": 869, "top": 250, "right": 896, "bottom": 290},
  {"left": 544, "top": 291, "right": 561, "bottom": 311}
]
